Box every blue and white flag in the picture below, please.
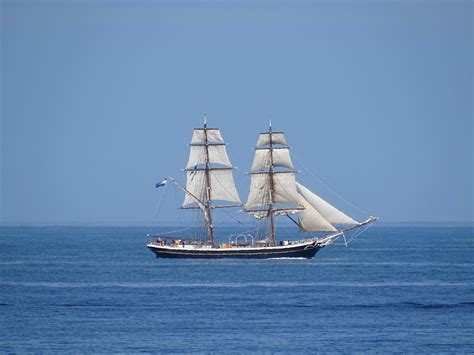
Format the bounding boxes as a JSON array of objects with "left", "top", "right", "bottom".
[{"left": 155, "top": 178, "right": 168, "bottom": 188}]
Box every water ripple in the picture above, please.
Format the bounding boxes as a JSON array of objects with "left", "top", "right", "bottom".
[{"left": 0, "top": 280, "right": 472, "bottom": 288}]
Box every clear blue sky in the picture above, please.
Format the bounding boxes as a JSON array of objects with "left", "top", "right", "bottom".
[{"left": 1, "top": 0, "right": 472, "bottom": 224}]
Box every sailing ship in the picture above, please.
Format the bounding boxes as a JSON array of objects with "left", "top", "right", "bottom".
[{"left": 147, "top": 117, "right": 377, "bottom": 259}]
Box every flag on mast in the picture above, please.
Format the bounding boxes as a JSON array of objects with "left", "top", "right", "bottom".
[{"left": 155, "top": 178, "right": 168, "bottom": 188}]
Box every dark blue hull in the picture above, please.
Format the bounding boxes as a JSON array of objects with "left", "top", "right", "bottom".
[{"left": 147, "top": 242, "right": 323, "bottom": 259}]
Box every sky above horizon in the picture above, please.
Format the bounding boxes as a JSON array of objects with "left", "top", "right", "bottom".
[{"left": 1, "top": 0, "right": 473, "bottom": 225}]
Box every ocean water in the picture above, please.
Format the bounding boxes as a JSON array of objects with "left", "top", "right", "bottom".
[{"left": 0, "top": 225, "right": 473, "bottom": 353}]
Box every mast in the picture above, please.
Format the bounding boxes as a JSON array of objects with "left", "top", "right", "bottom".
[
  {"left": 181, "top": 115, "right": 242, "bottom": 247},
  {"left": 202, "top": 114, "right": 215, "bottom": 246},
  {"left": 242, "top": 124, "right": 372, "bottom": 240},
  {"left": 244, "top": 123, "right": 303, "bottom": 244},
  {"left": 268, "top": 120, "right": 276, "bottom": 245}
]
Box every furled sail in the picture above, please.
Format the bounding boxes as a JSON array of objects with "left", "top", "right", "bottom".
[
  {"left": 247, "top": 208, "right": 302, "bottom": 219},
  {"left": 251, "top": 148, "right": 294, "bottom": 172},
  {"left": 296, "top": 182, "right": 358, "bottom": 225}
]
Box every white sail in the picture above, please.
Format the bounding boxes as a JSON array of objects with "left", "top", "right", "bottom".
[
  {"left": 183, "top": 170, "right": 206, "bottom": 206},
  {"left": 256, "top": 132, "right": 288, "bottom": 147},
  {"left": 298, "top": 195, "right": 337, "bottom": 232},
  {"left": 186, "top": 145, "right": 232, "bottom": 169},
  {"left": 183, "top": 169, "right": 241, "bottom": 207},
  {"left": 273, "top": 172, "right": 301, "bottom": 206},
  {"left": 245, "top": 172, "right": 301, "bottom": 210},
  {"left": 296, "top": 182, "right": 358, "bottom": 225},
  {"left": 245, "top": 173, "right": 271, "bottom": 209},
  {"left": 191, "top": 129, "right": 224, "bottom": 144},
  {"left": 210, "top": 169, "right": 241, "bottom": 205},
  {"left": 251, "top": 148, "right": 294, "bottom": 171}
]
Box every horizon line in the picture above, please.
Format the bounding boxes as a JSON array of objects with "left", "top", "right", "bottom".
[{"left": 0, "top": 220, "right": 473, "bottom": 228}]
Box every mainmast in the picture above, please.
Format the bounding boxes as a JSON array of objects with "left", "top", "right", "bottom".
[
  {"left": 245, "top": 123, "right": 363, "bottom": 238},
  {"left": 244, "top": 123, "right": 303, "bottom": 245},
  {"left": 202, "top": 114, "right": 215, "bottom": 246},
  {"left": 181, "top": 115, "right": 242, "bottom": 247},
  {"left": 268, "top": 120, "right": 276, "bottom": 245}
]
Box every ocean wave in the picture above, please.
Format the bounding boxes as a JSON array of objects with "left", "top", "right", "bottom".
[
  {"left": 1, "top": 300, "right": 473, "bottom": 310},
  {"left": 333, "top": 301, "right": 474, "bottom": 310},
  {"left": 0, "top": 280, "right": 472, "bottom": 288},
  {"left": 0, "top": 260, "right": 153, "bottom": 266},
  {"left": 262, "top": 257, "right": 308, "bottom": 260},
  {"left": 348, "top": 248, "right": 474, "bottom": 252},
  {"left": 310, "top": 261, "right": 474, "bottom": 267},
  {"left": 292, "top": 301, "right": 474, "bottom": 310},
  {"left": 399, "top": 301, "right": 474, "bottom": 309},
  {"left": 1, "top": 260, "right": 472, "bottom": 267}
]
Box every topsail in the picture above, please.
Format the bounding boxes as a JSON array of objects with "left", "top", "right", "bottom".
[
  {"left": 191, "top": 128, "right": 224, "bottom": 144},
  {"left": 186, "top": 144, "right": 232, "bottom": 169},
  {"left": 251, "top": 148, "right": 294, "bottom": 171},
  {"left": 256, "top": 132, "right": 288, "bottom": 147},
  {"left": 183, "top": 127, "right": 241, "bottom": 208}
]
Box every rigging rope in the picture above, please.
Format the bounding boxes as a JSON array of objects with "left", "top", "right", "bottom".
[
  {"left": 220, "top": 207, "right": 245, "bottom": 225},
  {"left": 148, "top": 183, "right": 169, "bottom": 234},
  {"left": 346, "top": 221, "right": 373, "bottom": 244},
  {"left": 157, "top": 227, "right": 194, "bottom": 235},
  {"left": 173, "top": 183, "right": 186, "bottom": 228},
  {"left": 292, "top": 152, "right": 370, "bottom": 216}
]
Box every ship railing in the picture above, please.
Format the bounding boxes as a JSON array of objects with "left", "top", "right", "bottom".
[
  {"left": 228, "top": 234, "right": 255, "bottom": 247},
  {"left": 147, "top": 233, "right": 213, "bottom": 247}
]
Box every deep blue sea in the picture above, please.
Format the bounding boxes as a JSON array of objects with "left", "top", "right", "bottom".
[{"left": 0, "top": 225, "right": 473, "bottom": 353}]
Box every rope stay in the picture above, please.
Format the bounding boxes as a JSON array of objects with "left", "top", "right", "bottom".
[
  {"left": 148, "top": 181, "right": 170, "bottom": 235},
  {"left": 330, "top": 219, "right": 373, "bottom": 246},
  {"left": 292, "top": 152, "right": 370, "bottom": 217}
]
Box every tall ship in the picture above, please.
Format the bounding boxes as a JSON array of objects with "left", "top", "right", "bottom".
[{"left": 147, "top": 117, "right": 377, "bottom": 259}]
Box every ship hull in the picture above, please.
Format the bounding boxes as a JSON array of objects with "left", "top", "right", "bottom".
[{"left": 147, "top": 241, "right": 323, "bottom": 259}]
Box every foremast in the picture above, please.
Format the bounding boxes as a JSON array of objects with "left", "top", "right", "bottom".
[
  {"left": 181, "top": 115, "right": 242, "bottom": 247},
  {"left": 202, "top": 115, "right": 215, "bottom": 245}
]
